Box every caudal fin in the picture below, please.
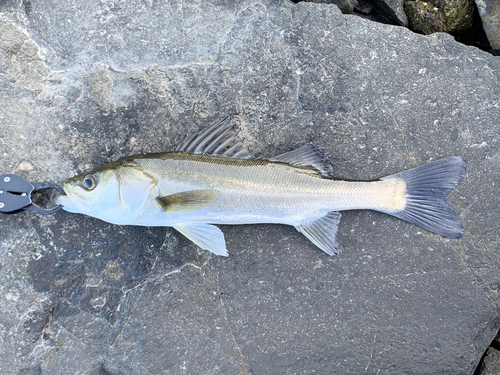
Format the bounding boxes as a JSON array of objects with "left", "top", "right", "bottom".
[{"left": 380, "top": 157, "right": 466, "bottom": 238}]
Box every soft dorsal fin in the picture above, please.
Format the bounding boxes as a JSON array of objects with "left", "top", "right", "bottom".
[
  {"left": 174, "top": 118, "right": 253, "bottom": 158},
  {"left": 295, "top": 211, "right": 342, "bottom": 255},
  {"left": 156, "top": 189, "right": 218, "bottom": 213},
  {"left": 270, "top": 145, "right": 334, "bottom": 178}
]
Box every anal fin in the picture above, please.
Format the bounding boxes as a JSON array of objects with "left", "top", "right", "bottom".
[
  {"left": 174, "top": 223, "right": 228, "bottom": 256},
  {"left": 295, "top": 211, "right": 342, "bottom": 255}
]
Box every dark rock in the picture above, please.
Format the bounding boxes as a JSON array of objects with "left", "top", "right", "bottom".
[
  {"left": 405, "top": 0, "right": 476, "bottom": 34},
  {"left": 0, "top": 1, "right": 500, "bottom": 374},
  {"left": 370, "top": 0, "right": 409, "bottom": 25},
  {"left": 480, "top": 347, "right": 500, "bottom": 374},
  {"left": 355, "top": 0, "right": 375, "bottom": 13},
  {"left": 475, "top": 0, "right": 500, "bottom": 52},
  {"left": 477, "top": 331, "right": 500, "bottom": 374}
]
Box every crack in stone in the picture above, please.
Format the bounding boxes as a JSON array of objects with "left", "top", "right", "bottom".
[
  {"left": 109, "top": 250, "right": 212, "bottom": 350},
  {"left": 215, "top": 271, "right": 252, "bottom": 373},
  {"left": 5, "top": 228, "right": 36, "bottom": 256},
  {"left": 288, "top": 45, "right": 303, "bottom": 109},
  {"left": 458, "top": 230, "right": 499, "bottom": 314},
  {"left": 109, "top": 255, "right": 160, "bottom": 349},
  {"left": 370, "top": 81, "right": 414, "bottom": 162},
  {"left": 365, "top": 333, "right": 377, "bottom": 372}
]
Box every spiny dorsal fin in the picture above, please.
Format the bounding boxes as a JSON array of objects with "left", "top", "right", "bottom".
[
  {"left": 174, "top": 118, "right": 253, "bottom": 159},
  {"left": 295, "top": 211, "right": 342, "bottom": 256},
  {"left": 174, "top": 223, "right": 228, "bottom": 256},
  {"left": 270, "top": 145, "right": 334, "bottom": 178},
  {"left": 156, "top": 189, "right": 218, "bottom": 213}
]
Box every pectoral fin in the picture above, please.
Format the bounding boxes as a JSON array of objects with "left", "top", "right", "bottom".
[
  {"left": 156, "top": 189, "right": 218, "bottom": 213},
  {"left": 295, "top": 211, "right": 342, "bottom": 255},
  {"left": 173, "top": 223, "right": 228, "bottom": 256}
]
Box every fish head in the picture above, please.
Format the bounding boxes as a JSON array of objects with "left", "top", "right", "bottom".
[
  {"left": 55, "top": 167, "right": 122, "bottom": 219},
  {"left": 56, "top": 160, "right": 159, "bottom": 225}
]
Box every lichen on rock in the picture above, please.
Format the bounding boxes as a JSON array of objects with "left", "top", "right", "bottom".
[{"left": 404, "top": 0, "right": 475, "bottom": 33}]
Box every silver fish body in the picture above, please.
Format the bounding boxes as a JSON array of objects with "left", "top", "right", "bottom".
[{"left": 57, "top": 120, "right": 466, "bottom": 256}]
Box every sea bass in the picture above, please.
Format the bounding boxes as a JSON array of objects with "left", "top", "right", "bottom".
[{"left": 56, "top": 120, "right": 466, "bottom": 256}]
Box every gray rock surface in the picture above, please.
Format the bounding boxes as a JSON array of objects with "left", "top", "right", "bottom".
[
  {"left": 0, "top": 0, "right": 500, "bottom": 374},
  {"left": 299, "top": 0, "right": 358, "bottom": 14},
  {"left": 475, "top": 0, "right": 500, "bottom": 52}
]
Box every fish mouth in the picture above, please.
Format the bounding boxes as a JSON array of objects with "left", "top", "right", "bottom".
[
  {"left": 54, "top": 193, "right": 70, "bottom": 206},
  {"left": 54, "top": 188, "right": 91, "bottom": 213}
]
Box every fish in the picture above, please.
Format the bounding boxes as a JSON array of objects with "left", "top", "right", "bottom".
[{"left": 56, "top": 119, "right": 466, "bottom": 256}]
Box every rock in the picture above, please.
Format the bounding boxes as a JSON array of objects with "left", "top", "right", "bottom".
[
  {"left": 371, "top": 0, "right": 409, "bottom": 25},
  {"left": 480, "top": 347, "right": 500, "bottom": 375},
  {"left": 355, "top": 0, "right": 375, "bottom": 13},
  {"left": 299, "top": 0, "right": 405, "bottom": 24},
  {"left": 405, "top": 0, "right": 476, "bottom": 33},
  {"left": 1, "top": 0, "right": 500, "bottom": 374},
  {"left": 475, "top": 0, "right": 500, "bottom": 52},
  {"left": 18, "top": 161, "right": 34, "bottom": 171},
  {"left": 297, "top": 0, "right": 358, "bottom": 14}
]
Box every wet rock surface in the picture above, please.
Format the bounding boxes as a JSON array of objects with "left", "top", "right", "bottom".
[{"left": 1, "top": 0, "right": 500, "bottom": 374}]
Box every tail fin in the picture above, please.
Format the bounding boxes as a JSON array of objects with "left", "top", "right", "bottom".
[{"left": 380, "top": 157, "right": 466, "bottom": 238}]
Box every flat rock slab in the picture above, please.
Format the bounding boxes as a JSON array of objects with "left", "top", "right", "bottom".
[{"left": 1, "top": 1, "right": 500, "bottom": 374}]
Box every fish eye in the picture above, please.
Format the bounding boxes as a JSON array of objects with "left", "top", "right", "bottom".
[{"left": 82, "top": 174, "right": 97, "bottom": 190}]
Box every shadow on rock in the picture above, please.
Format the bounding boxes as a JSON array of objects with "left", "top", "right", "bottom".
[{"left": 24, "top": 212, "right": 205, "bottom": 336}]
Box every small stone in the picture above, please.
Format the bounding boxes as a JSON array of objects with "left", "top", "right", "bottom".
[
  {"left": 18, "top": 160, "right": 34, "bottom": 171},
  {"left": 90, "top": 296, "right": 106, "bottom": 310},
  {"left": 105, "top": 260, "right": 124, "bottom": 280},
  {"left": 4, "top": 287, "right": 20, "bottom": 301}
]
